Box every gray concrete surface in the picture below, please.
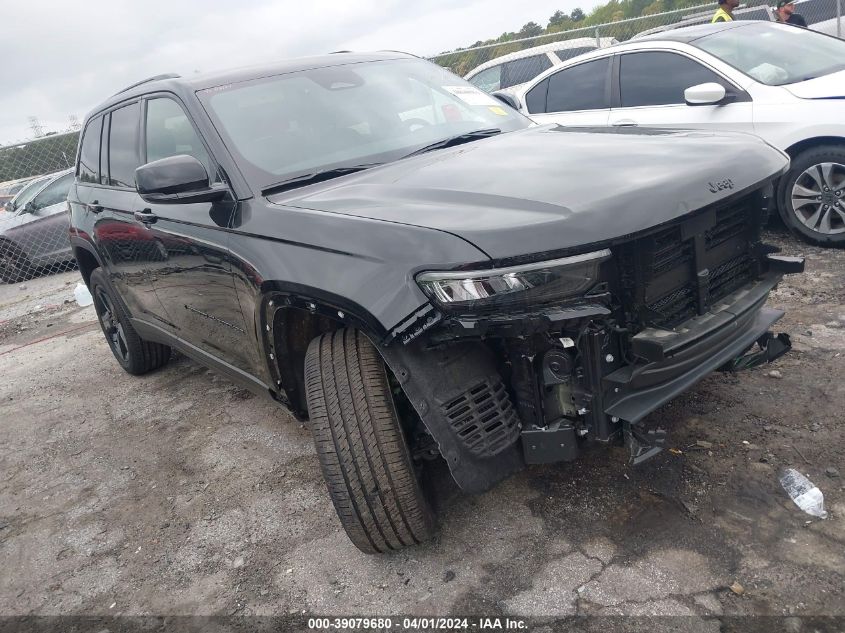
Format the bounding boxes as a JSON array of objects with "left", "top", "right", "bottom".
[{"left": 0, "top": 230, "right": 843, "bottom": 624}]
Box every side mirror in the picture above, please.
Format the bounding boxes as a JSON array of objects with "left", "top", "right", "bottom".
[
  {"left": 684, "top": 82, "right": 727, "bottom": 106},
  {"left": 135, "top": 154, "right": 227, "bottom": 204},
  {"left": 23, "top": 201, "right": 35, "bottom": 214},
  {"left": 491, "top": 90, "right": 520, "bottom": 111}
]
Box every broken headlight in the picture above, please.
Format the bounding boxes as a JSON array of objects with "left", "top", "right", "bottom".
[{"left": 417, "top": 249, "right": 610, "bottom": 311}]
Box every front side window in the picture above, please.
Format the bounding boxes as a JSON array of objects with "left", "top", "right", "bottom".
[
  {"left": 198, "top": 58, "right": 531, "bottom": 191},
  {"left": 468, "top": 66, "right": 502, "bottom": 93},
  {"left": 78, "top": 116, "right": 102, "bottom": 183},
  {"left": 501, "top": 55, "right": 553, "bottom": 89},
  {"left": 145, "top": 98, "right": 214, "bottom": 177},
  {"left": 30, "top": 173, "right": 73, "bottom": 211},
  {"left": 695, "top": 22, "right": 845, "bottom": 85},
  {"left": 108, "top": 103, "right": 141, "bottom": 188},
  {"left": 619, "top": 52, "right": 727, "bottom": 108},
  {"left": 546, "top": 57, "right": 611, "bottom": 113}
]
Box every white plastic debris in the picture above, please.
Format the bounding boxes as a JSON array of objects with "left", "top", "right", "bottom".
[
  {"left": 779, "top": 468, "right": 828, "bottom": 519},
  {"left": 74, "top": 282, "right": 93, "bottom": 307}
]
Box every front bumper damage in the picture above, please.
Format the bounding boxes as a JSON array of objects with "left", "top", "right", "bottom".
[{"left": 381, "top": 246, "right": 804, "bottom": 494}]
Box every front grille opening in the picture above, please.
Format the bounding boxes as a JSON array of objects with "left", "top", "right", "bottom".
[{"left": 443, "top": 379, "right": 521, "bottom": 457}]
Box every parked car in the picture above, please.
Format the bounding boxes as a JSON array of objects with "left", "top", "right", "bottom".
[
  {"left": 3, "top": 173, "right": 52, "bottom": 213},
  {"left": 70, "top": 53, "right": 801, "bottom": 553},
  {"left": 506, "top": 21, "right": 845, "bottom": 246},
  {"left": 0, "top": 169, "right": 75, "bottom": 283},
  {"left": 0, "top": 176, "right": 40, "bottom": 206},
  {"left": 464, "top": 38, "right": 618, "bottom": 94}
]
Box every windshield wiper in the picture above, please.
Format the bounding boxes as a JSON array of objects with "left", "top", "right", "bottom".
[
  {"left": 401, "top": 128, "right": 502, "bottom": 159},
  {"left": 262, "top": 163, "right": 382, "bottom": 196}
]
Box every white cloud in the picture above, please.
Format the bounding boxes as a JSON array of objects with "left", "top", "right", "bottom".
[{"left": 1, "top": 0, "right": 596, "bottom": 143}]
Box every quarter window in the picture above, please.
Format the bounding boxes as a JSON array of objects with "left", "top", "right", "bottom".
[
  {"left": 108, "top": 103, "right": 141, "bottom": 188},
  {"left": 525, "top": 78, "right": 549, "bottom": 114},
  {"left": 145, "top": 98, "right": 214, "bottom": 178},
  {"left": 619, "top": 52, "right": 727, "bottom": 108},
  {"left": 78, "top": 116, "right": 102, "bottom": 183},
  {"left": 545, "top": 57, "right": 610, "bottom": 113}
]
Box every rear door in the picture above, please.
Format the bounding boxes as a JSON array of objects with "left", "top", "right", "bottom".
[
  {"left": 84, "top": 103, "right": 168, "bottom": 320},
  {"left": 610, "top": 51, "right": 754, "bottom": 133},
  {"left": 524, "top": 56, "right": 612, "bottom": 127},
  {"left": 19, "top": 171, "right": 74, "bottom": 266}
]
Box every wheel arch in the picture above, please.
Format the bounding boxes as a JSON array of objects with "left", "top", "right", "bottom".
[
  {"left": 258, "top": 281, "right": 389, "bottom": 419},
  {"left": 783, "top": 136, "right": 845, "bottom": 159},
  {"left": 72, "top": 240, "right": 102, "bottom": 287}
]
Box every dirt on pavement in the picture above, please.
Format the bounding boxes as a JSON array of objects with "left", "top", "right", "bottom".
[{"left": 0, "top": 228, "right": 843, "bottom": 629}]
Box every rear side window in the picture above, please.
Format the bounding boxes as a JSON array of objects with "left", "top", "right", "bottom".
[
  {"left": 31, "top": 173, "right": 73, "bottom": 211},
  {"left": 145, "top": 98, "right": 214, "bottom": 177},
  {"left": 501, "top": 55, "right": 553, "bottom": 89},
  {"left": 619, "top": 52, "right": 727, "bottom": 107},
  {"left": 108, "top": 103, "right": 141, "bottom": 188},
  {"left": 78, "top": 116, "right": 102, "bottom": 183},
  {"left": 525, "top": 78, "right": 550, "bottom": 114},
  {"left": 546, "top": 57, "right": 611, "bottom": 113}
]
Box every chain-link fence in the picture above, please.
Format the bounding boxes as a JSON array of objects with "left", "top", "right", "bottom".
[
  {"left": 0, "top": 132, "right": 81, "bottom": 324},
  {"left": 430, "top": 0, "right": 843, "bottom": 90}
]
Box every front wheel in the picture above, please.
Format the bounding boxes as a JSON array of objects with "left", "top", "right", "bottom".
[
  {"left": 304, "top": 328, "right": 435, "bottom": 553},
  {"left": 777, "top": 145, "right": 845, "bottom": 247},
  {"left": 89, "top": 268, "right": 171, "bottom": 375}
]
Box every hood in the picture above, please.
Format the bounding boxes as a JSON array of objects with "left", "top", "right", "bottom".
[
  {"left": 269, "top": 125, "right": 788, "bottom": 260},
  {"left": 783, "top": 69, "right": 845, "bottom": 99}
]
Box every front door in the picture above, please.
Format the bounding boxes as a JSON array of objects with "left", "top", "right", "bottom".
[
  {"left": 137, "top": 95, "right": 254, "bottom": 373},
  {"left": 609, "top": 51, "right": 754, "bottom": 134}
]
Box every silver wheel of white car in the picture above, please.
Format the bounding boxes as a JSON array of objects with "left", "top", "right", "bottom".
[
  {"left": 778, "top": 145, "right": 845, "bottom": 247},
  {"left": 790, "top": 162, "right": 845, "bottom": 235}
]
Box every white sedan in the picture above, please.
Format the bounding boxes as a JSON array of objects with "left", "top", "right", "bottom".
[{"left": 503, "top": 21, "right": 845, "bottom": 246}]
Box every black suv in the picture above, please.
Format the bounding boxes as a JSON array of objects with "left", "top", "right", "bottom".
[{"left": 70, "top": 53, "right": 803, "bottom": 553}]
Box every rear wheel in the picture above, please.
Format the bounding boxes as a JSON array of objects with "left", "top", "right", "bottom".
[
  {"left": 304, "top": 328, "right": 435, "bottom": 553},
  {"left": 777, "top": 145, "right": 845, "bottom": 247},
  {"left": 89, "top": 268, "right": 171, "bottom": 375}
]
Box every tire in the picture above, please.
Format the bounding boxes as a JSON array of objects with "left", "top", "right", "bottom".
[
  {"left": 776, "top": 144, "right": 845, "bottom": 247},
  {"left": 0, "top": 242, "right": 32, "bottom": 284},
  {"left": 304, "top": 328, "right": 435, "bottom": 554},
  {"left": 89, "top": 268, "right": 171, "bottom": 375}
]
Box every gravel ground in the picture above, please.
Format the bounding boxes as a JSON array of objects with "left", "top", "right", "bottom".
[{"left": 0, "top": 228, "right": 843, "bottom": 629}]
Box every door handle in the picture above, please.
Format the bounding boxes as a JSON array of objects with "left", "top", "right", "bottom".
[
  {"left": 133, "top": 209, "right": 158, "bottom": 225},
  {"left": 612, "top": 119, "right": 638, "bottom": 127},
  {"left": 87, "top": 200, "right": 103, "bottom": 213}
]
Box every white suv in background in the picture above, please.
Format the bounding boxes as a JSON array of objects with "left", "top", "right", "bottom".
[
  {"left": 506, "top": 21, "right": 845, "bottom": 246},
  {"left": 464, "top": 38, "right": 618, "bottom": 94}
]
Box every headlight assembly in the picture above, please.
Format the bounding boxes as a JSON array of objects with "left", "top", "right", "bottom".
[{"left": 416, "top": 249, "right": 611, "bottom": 312}]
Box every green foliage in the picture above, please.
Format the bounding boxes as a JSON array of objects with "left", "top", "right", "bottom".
[
  {"left": 0, "top": 132, "right": 79, "bottom": 182},
  {"left": 432, "top": 0, "right": 713, "bottom": 75}
]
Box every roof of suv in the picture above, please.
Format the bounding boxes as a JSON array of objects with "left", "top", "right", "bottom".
[{"left": 90, "top": 51, "right": 415, "bottom": 117}]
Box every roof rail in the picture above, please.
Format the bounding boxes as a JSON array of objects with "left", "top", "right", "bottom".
[{"left": 113, "top": 73, "right": 181, "bottom": 96}]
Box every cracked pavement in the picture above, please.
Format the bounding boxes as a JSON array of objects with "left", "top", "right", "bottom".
[{"left": 0, "top": 229, "right": 843, "bottom": 627}]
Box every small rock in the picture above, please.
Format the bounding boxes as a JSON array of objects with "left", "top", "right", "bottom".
[
  {"left": 285, "top": 568, "right": 293, "bottom": 574},
  {"left": 696, "top": 440, "right": 713, "bottom": 449},
  {"left": 443, "top": 570, "right": 455, "bottom": 583},
  {"left": 233, "top": 556, "right": 245, "bottom": 569},
  {"left": 18, "top": 285, "right": 26, "bottom": 290},
  {"left": 767, "top": 370, "right": 782, "bottom": 379},
  {"left": 811, "top": 423, "right": 821, "bottom": 432},
  {"left": 825, "top": 467, "right": 840, "bottom": 478},
  {"left": 729, "top": 581, "right": 745, "bottom": 596},
  {"left": 763, "top": 425, "right": 774, "bottom": 432},
  {"left": 805, "top": 330, "right": 813, "bottom": 337},
  {"left": 260, "top": 589, "right": 269, "bottom": 596}
]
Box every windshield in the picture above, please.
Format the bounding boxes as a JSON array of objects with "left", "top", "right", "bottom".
[
  {"left": 7, "top": 175, "right": 51, "bottom": 212},
  {"left": 694, "top": 22, "right": 845, "bottom": 86},
  {"left": 198, "top": 57, "right": 531, "bottom": 191}
]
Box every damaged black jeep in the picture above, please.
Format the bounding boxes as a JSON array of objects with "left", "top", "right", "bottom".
[{"left": 70, "top": 53, "right": 803, "bottom": 554}]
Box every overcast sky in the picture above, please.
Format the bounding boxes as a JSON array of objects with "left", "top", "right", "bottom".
[{"left": 1, "top": 0, "right": 599, "bottom": 144}]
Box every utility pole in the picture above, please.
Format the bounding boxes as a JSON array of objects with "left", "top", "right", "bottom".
[{"left": 28, "top": 116, "right": 44, "bottom": 138}]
